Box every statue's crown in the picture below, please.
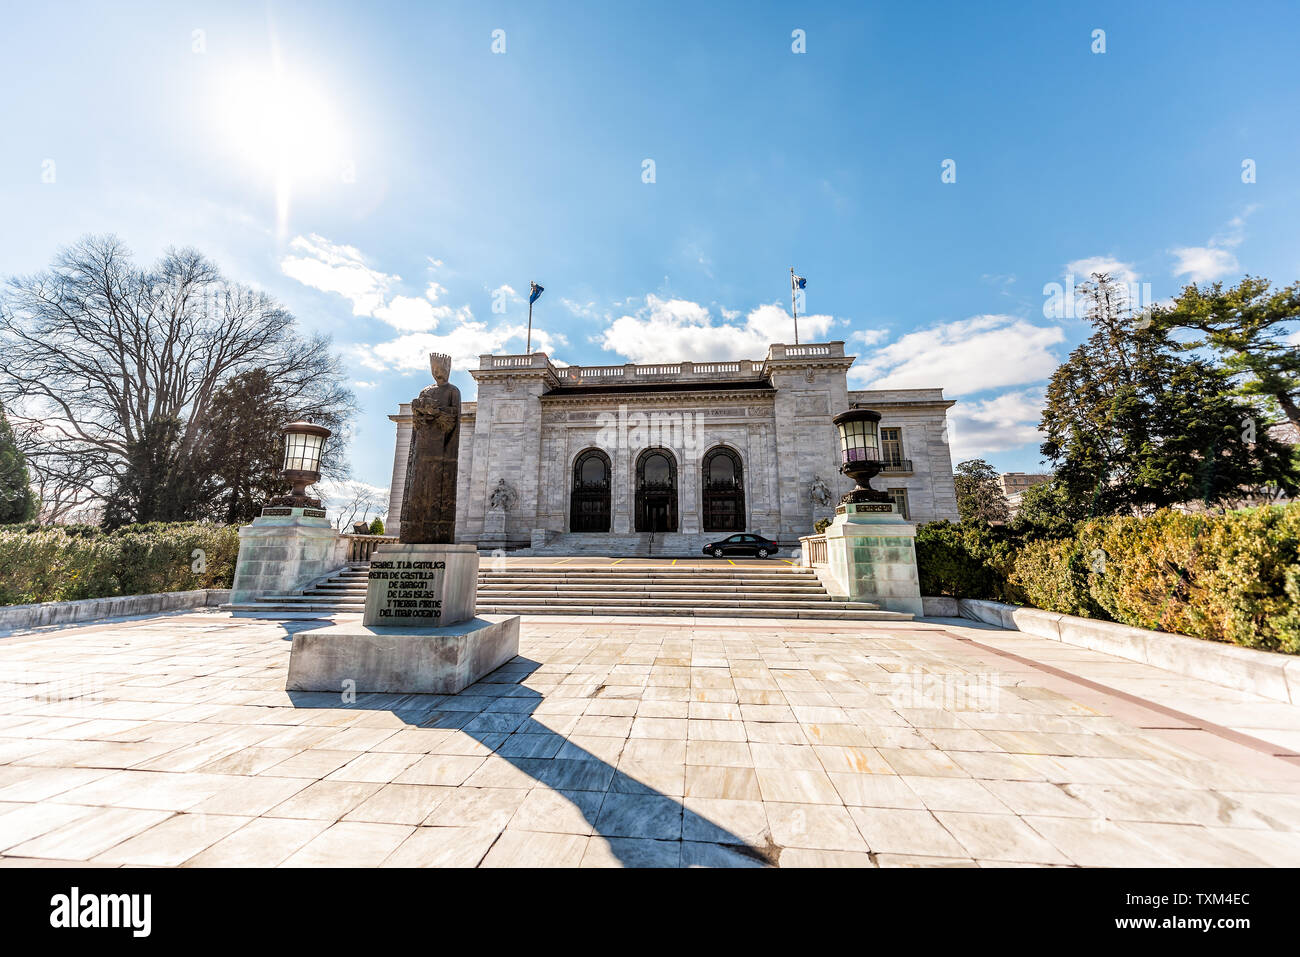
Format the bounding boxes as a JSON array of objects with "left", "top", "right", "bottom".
[{"left": 429, "top": 352, "right": 451, "bottom": 364}]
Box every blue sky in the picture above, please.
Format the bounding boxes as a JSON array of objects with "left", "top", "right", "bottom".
[{"left": 4, "top": 0, "right": 1299, "bottom": 495}]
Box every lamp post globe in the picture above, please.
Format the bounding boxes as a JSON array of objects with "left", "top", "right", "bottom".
[
  {"left": 273, "top": 421, "right": 331, "bottom": 509},
  {"left": 831, "top": 408, "right": 890, "bottom": 505}
]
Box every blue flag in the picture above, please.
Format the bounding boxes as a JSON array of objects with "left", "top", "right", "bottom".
[
  {"left": 793, "top": 274, "right": 807, "bottom": 290},
  {"left": 529, "top": 281, "right": 544, "bottom": 304}
]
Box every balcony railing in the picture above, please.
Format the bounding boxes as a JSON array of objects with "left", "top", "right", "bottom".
[{"left": 879, "top": 459, "right": 913, "bottom": 473}]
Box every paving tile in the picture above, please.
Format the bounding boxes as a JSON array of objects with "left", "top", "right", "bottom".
[
  {"left": 932, "top": 811, "right": 1072, "bottom": 864},
  {"left": 684, "top": 765, "right": 761, "bottom": 801},
  {"left": 324, "top": 751, "right": 423, "bottom": 784},
  {"left": 508, "top": 788, "right": 605, "bottom": 835},
  {"left": 393, "top": 753, "right": 487, "bottom": 787},
  {"left": 381, "top": 826, "right": 499, "bottom": 867},
  {"left": 847, "top": 807, "right": 968, "bottom": 857},
  {"left": 184, "top": 816, "right": 332, "bottom": 866},
  {"left": 581, "top": 837, "right": 681, "bottom": 868},
  {"left": 93, "top": 812, "right": 251, "bottom": 866},
  {"left": 0, "top": 804, "right": 101, "bottom": 852},
  {"left": 1022, "top": 815, "right": 1178, "bottom": 867},
  {"left": 280, "top": 821, "right": 414, "bottom": 866},
  {"left": 480, "top": 829, "right": 588, "bottom": 867},
  {"left": 901, "top": 776, "right": 1011, "bottom": 813},
  {"left": 755, "top": 767, "right": 841, "bottom": 804},
  {"left": 266, "top": 780, "right": 382, "bottom": 821},
  {"left": 342, "top": 784, "right": 455, "bottom": 825},
  {"left": 828, "top": 772, "right": 927, "bottom": 809},
  {"left": 260, "top": 749, "right": 363, "bottom": 779},
  {"left": 610, "top": 761, "right": 685, "bottom": 796},
  {"left": 7, "top": 806, "right": 173, "bottom": 861},
  {"left": 780, "top": 847, "right": 874, "bottom": 867},
  {"left": 423, "top": 787, "right": 529, "bottom": 830},
  {"left": 595, "top": 792, "right": 683, "bottom": 840},
  {"left": 680, "top": 840, "right": 769, "bottom": 868},
  {"left": 681, "top": 797, "right": 771, "bottom": 847},
  {"left": 189, "top": 776, "right": 315, "bottom": 817},
  {"left": 766, "top": 802, "right": 867, "bottom": 852}
]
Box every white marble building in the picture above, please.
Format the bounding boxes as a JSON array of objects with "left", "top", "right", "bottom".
[{"left": 385, "top": 342, "right": 959, "bottom": 554}]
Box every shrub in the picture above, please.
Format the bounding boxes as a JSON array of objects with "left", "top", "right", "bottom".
[
  {"left": 920, "top": 503, "right": 1300, "bottom": 654},
  {"left": 915, "top": 521, "right": 1023, "bottom": 603},
  {"left": 813, "top": 517, "right": 831, "bottom": 535},
  {"left": 369, "top": 516, "right": 385, "bottom": 535},
  {"left": 0, "top": 522, "right": 240, "bottom": 606}
]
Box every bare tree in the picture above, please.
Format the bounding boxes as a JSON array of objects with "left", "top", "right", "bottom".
[
  {"left": 327, "top": 481, "right": 388, "bottom": 531},
  {"left": 0, "top": 235, "right": 356, "bottom": 523}
]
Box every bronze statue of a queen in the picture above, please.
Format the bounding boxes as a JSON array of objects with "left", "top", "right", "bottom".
[{"left": 400, "top": 352, "right": 461, "bottom": 544}]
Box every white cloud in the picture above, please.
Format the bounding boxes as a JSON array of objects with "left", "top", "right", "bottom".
[
  {"left": 280, "top": 234, "right": 397, "bottom": 316},
  {"left": 358, "top": 324, "right": 568, "bottom": 377},
  {"left": 1170, "top": 208, "right": 1255, "bottom": 283},
  {"left": 849, "top": 314, "right": 1064, "bottom": 395},
  {"left": 425, "top": 281, "right": 447, "bottom": 302},
  {"left": 947, "top": 388, "right": 1046, "bottom": 461},
  {"left": 352, "top": 380, "right": 378, "bottom": 389},
  {"left": 1066, "top": 255, "right": 1139, "bottom": 286},
  {"left": 562, "top": 298, "right": 600, "bottom": 320},
  {"left": 1171, "top": 246, "right": 1239, "bottom": 283},
  {"left": 491, "top": 283, "right": 519, "bottom": 301},
  {"left": 596, "top": 296, "right": 836, "bottom": 362},
  {"left": 849, "top": 328, "right": 889, "bottom": 347}
]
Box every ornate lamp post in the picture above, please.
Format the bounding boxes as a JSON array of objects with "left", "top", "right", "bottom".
[
  {"left": 831, "top": 408, "right": 890, "bottom": 505},
  {"left": 271, "top": 421, "right": 331, "bottom": 508}
]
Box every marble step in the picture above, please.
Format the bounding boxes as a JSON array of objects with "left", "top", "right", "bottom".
[
  {"left": 225, "top": 601, "right": 908, "bottom": 621},
  {"left": 242, "top": 594, "right": 876, "bottom": 611},
  {"left": 310, "top": 580, "right": 827, "bottom": 592}
]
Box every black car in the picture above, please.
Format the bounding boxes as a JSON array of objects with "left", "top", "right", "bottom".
[{"left": 701, "top": 533, "right": 780, "bottom": 559}]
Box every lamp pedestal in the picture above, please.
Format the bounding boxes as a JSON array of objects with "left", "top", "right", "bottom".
[
  {"left": 230, "top": 508, "right": 346, "bottom": 604},
  {"left": 821, "top": 501, "right": 923, "bottom": 618}
]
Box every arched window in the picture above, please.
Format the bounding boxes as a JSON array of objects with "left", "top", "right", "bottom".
[
  {"left": 634, "top": 448, "right": 677, "bottom": 532},
  {"left": 702, "top": 446, "right": 745, "bottom": 532},
  {"left": 570, "top": 449, "right": 611, "bottom": 532}
]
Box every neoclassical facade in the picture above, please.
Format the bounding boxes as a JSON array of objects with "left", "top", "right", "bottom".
[{"left": 385, "top": 342, "right": 959, "bottom": 554}]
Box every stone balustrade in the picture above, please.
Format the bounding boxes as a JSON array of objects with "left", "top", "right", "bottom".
[{"left": 476, "top": 342, "right": 847, "bottom": 388}]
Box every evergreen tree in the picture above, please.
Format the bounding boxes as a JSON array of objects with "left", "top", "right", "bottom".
[
  {"left": 1040, "top": 273, "right": 1296, "bottom": 514},
  {"left": 1009, "top": 480, "right": 1085, "bottom": 540},
  {"left": 1150, "top": 275, "right": 1300, "bottom": 429},
  {"left": 0, "top": 400, "right": 37, "bottom": 523},
  {"left": 954, "top": 458, "right": 1010, "bottom": 525}
]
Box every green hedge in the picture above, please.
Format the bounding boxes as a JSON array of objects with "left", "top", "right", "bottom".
[
  {"left": 916, "top": 503, "right": 1300, "bottom": 654},
  {"left": 0, "top": 523, "right": 240, "bottom": 606}
]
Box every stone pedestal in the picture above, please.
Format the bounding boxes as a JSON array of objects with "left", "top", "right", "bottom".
[
  {"left": 231, "top": 507, "right": 345, "bottom": 603},
  {"left": 480, "top": 508, "right": 507, "bottom": 549},
  {"left": 363, "top": 543, "right": 479, "bottom": 628},
  {"left": 822, "top": 502, "right": 923, "bottom": 617},
  {"left": 285, "top": 615, "right": 521, "bottom": 694},
  {"left": 286, "top": 541, "right": 520, "bottom": 695}
]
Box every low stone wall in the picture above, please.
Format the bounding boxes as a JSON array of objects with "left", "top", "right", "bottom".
[
  {"left": 951, "top": 598, "right": 1300, "bottom": 706},
  {"left": 0, "top": 589, "right": 230, "bottom": 633}
]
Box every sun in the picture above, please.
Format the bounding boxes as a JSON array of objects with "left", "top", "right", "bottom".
[{"left": 213, "top": 61, "right": 350, "bottom": 236}]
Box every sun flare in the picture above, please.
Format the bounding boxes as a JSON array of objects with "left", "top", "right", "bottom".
[{"left": 213, "top": 63, "right": 350, "bottom": 236}]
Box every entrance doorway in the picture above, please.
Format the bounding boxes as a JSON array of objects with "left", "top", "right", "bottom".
[{"left": 634, "top": 448, "right": 677, "bottom": 532}]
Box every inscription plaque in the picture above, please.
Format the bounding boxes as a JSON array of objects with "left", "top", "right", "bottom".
[{"left": 368, "top": 559, "right": 447, "bottom": 622}]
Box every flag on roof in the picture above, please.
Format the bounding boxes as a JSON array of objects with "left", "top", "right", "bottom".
[{"left": 529, "top": 281, "right": 544, "bottom": 304}]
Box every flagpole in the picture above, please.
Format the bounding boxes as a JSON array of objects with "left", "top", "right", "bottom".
[
  {"left": 526, "top": 297, "right": 533, "bottom": 355},
  {"left": 790, "top": 267, "right": 800, "bottom": 345}
]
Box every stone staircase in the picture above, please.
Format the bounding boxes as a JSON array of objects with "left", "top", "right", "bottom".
[{"left": 226, "top": 562, "right": 911, "bottom": 621}]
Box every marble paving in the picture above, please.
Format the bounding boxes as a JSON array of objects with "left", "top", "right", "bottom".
[{"left": 1, "top": 609, "right": 1298, "bottom": 868}]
